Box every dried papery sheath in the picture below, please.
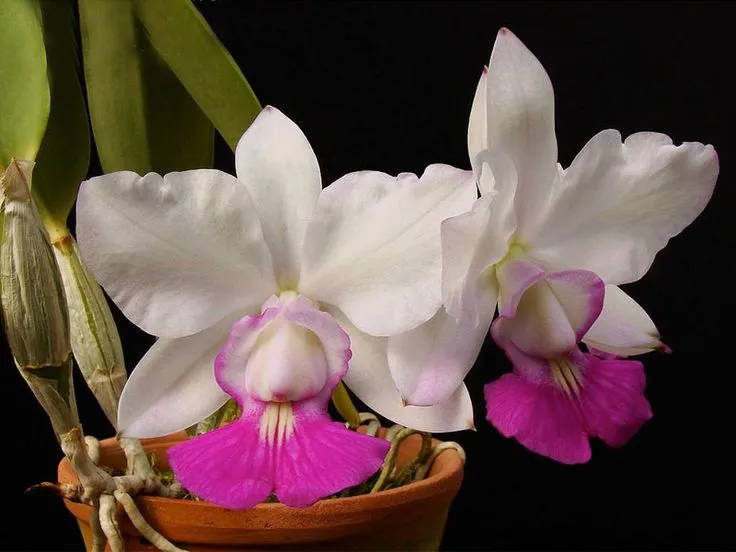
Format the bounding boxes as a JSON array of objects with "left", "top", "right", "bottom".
[
  {"left": 53, "top": 234, "right": 126, "bottom": 427},
  {"left": 0, "top": 159, "right": 78, "bottom": 437},
  {"left": 18, "top": 358, "right": 78, "bottom": 438}
]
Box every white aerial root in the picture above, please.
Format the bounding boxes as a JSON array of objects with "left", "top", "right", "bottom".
[
  {"left": 90, "top": 502, "right": 105, "bottom": 552},
  {"left": 359, "top": 412, "right": 381, "bottom": 437},
  {"left": 99, "top": 494, "right": 124, "bottom": 552},
  {"left": 85, "top": 435, "right": 101, "bottom": 465},
  {"left": 59, "top": 429, "right": 187, "bottom": 552},
  {"left": 115, "top": 491, "right": 187, "bottom": 552}
]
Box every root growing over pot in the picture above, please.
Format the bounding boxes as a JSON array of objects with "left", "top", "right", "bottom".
[
  {"left": 115, "top": 490, "right": 186, "bottom": 552},
  {"left": 330, "top": 415, "right": 466, "bottom": 498},
  {"left": 59, "top": 429, "right": 187, "bottom": 552}
]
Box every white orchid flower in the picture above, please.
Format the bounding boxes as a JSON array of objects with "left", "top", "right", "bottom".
[
  {"left": 76, "top": 106, "right": 477, "bottom": 508},
  {"left": 391, "top": 28, "right": 719, "bottom": 463}
]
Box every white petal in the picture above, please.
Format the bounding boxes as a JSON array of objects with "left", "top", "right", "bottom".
[
  {"left": 331, "top": 308, "right": 476, "bottom": 433},
  {"left": 388, "top": 307, "right": 492, "bottom": 407},
  {"left": 467, "top": 67, "right": 488, "bottom": 165},
  {"left": 484, "top": 28, "right": 558, "bottom": 234},
  {"left": 475, "top": 146, "right": 519, "bottom": 199},
  {"left": 76, "top": 170, "right": 276, "bottom": 339},
  {"left": 528, "top": 130, "right": 719, "bottom": 284},
  {"left": 235, "top": 106, "right": 322, "bottom": 287},
  {"left": 583, "top": 284, "right": 666, "bottom": 356},
  {"left": 117, "top": 316, "right": 236, "bottom": 438},
  {"left": 442, "top": 150, "right": 515, "bottom": 325},
  {"left": 300, "top": 164, "right": 477, "bottom": 336}
]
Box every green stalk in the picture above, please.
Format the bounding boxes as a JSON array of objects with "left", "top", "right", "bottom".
[
  {"left": 52, "top": 234, "right": 127, "bottom": 427},
  {"left": 332, "top": 381, "right": 361, "bottom": 429}
]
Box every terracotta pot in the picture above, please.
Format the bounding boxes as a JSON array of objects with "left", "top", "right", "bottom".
[{"left": 58, "top": 429, "right": 464, "bottom": 551}]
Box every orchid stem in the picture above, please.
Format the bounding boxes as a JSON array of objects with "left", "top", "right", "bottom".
[{"left": 331, "top": 382, "right": 361, "bottom": 429}]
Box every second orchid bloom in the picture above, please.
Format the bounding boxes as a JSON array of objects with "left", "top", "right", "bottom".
[{"left": 396, "top": 28, "right": 718, "bottom": 463}]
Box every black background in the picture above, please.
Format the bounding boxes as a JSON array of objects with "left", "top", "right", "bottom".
[{"left": 1, "top": 1, "right": 733, "bottom": 550}]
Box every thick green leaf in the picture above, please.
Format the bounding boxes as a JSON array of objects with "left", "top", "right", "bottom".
[
  {"left": 0, "top": 0, "right": 50, "bottom": 167},
  {"left": 79, "top": 0, "right": 213, "bottom": 175},
  {"left": 32, "top": 0, "right": 90, "bottom": 236},
  {"left": 135, "top": 0, "right": 262, "bottom": 150}
]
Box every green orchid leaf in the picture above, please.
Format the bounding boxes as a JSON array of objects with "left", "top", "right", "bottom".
[
  {"left": 79, "top": 0, "right": 214, "bottom": 175},
  {"left": 32, "top": 0, "right": 90, "bottom": 237},
  {"left": 0, "top": 0, "right": 50, "bottom": 167},
  {"left": 134, "top": 0, "right": 261, "bottom": 150}
]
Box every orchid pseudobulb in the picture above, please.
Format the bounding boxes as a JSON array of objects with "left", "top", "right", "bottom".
[
  {"left": 391, "top": 28, "right": 719, "bottom": 463},
  {"left": 75, "top": 106, "right": 477, "bottom": 508}
]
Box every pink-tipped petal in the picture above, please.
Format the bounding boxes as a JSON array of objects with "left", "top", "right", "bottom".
[
  {"left": 583, "top": 284, "right": 666, "bottom": 357},
  {"left": 332, "top": 307, "right": 476, "bottom": 433},
  {"left": 388, "top": 307, "right": 492, "bottom": 407},
  {"left": 485, "top": 373, "right": 591, "bottom": 464},
  {"left": 274, "top": 398, "right": 389, "bottom": 507},
  {"left": 579, "top": 357, "right": 652, "bottom": 447},
  {"left": 168, "top": 401, "right": 273, "bottom": 510}
]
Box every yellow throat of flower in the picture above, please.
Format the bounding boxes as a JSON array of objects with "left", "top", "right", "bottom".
[
  {"left": 549, "top": 357, "right": 582, "bottom": 397},
  {"left": 259, "top": 402, "right": 296, "bottom": 446}
]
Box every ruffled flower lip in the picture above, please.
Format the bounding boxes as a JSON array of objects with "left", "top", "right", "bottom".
[
  {"left": 169, "top": 396, "right": 390, "bottom": 509},
  {"left": 168, "top": 292, "right": 390, "bottom": 509},
  {"left": 485, "top": 349, "right": 653, "bottom": 464}
]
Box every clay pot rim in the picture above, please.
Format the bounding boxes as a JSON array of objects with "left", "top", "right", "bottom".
[{"left": 58, "top": 431, "right": 464, "bottom": 512}]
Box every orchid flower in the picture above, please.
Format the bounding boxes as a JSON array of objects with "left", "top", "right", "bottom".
[
  {"left": 75, "top": 106, "right": 477, "bottom": 508},
  {"left": 392, "top": 29, "right": 719, "bottom": 463}
]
